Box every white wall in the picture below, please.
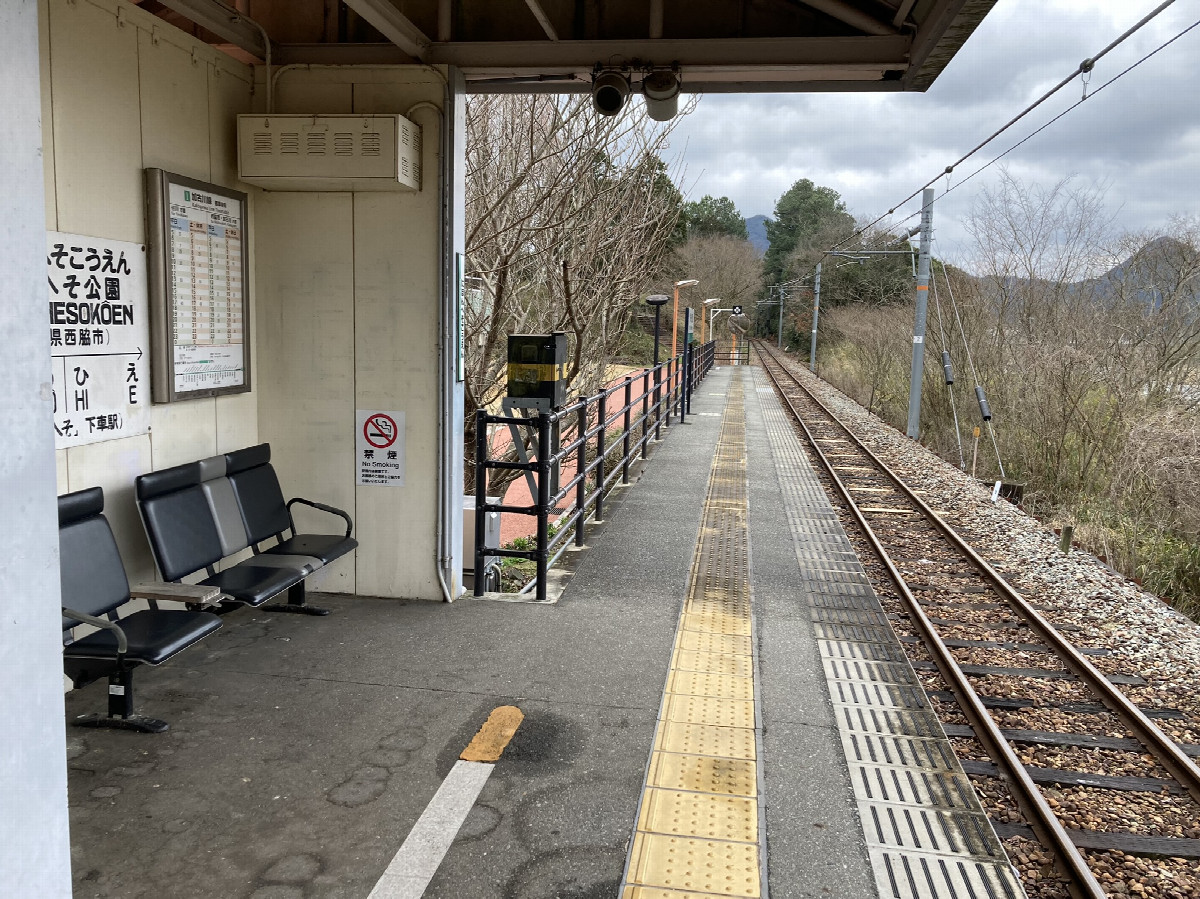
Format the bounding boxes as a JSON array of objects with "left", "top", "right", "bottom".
[
  {"left": 256, "top": 67, "right": 452, "bottom": 600},
  {"left": 1, "top": 1, "right": 73, "bottom": 893},
  {"left": 42, "top": 0, "right": 258, "bottom": 582}
]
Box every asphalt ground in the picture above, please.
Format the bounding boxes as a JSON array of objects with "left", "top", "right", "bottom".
[{"left": 64, "top": 364, "right": 877, "bottom": 899}]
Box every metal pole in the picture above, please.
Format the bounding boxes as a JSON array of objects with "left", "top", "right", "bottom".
[
  {"left": 622, "top": 376, "right": 632, "bottom": 484},
  {"left": 906, "top": 188, "right": 935, "bottom": 439},
  {"left": 642, "top": 370, "right": 651, "bottom": 458},
  {"left": 652, "top": 305, "right": 662, "bottom": 441},
  {"left": 686, "top": 339, "right": 694, "bottom": 414},
  {"left": 473, "top": 409, "right": 488, "bottom": 596},
  {"left": 595, "top": 392, "right": 607, "bottom": 522},
  {"left": 777, "top": 287, "right": 784, "bottom": 349},
  {"left": 670, "top": 282, "right": 679, "bottom": 362},
  {"left": 575, "top": 401, "right": 587, "bottom": 547},
  {"left": 535, "top": 412, "right": 551, "bottom": 602},
  {"left": 652, "top": 304, "right": 662, "bottom": 366},
  {"left": 680, "top": 343, "right": 688, "bottom": 424},
  {"left": 810, "top": 263, "right": 821, "bottom": 373}
]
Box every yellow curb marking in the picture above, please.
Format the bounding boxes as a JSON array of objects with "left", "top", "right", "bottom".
[{"left": 459, "top": 705, "right": 524, "bottom": 762}]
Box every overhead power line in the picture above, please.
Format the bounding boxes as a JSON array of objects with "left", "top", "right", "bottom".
[
  {"left": 826, "top": 0, "right": 1185, "bottom": 257},
  {"left": 943, "top": 15, "right": 1200, "bottom": 199}
]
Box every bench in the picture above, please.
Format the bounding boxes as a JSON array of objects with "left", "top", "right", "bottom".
[
  {"left": 59, "top": 486, "right": 223, "bottom": 733},
  {"left": 136, "top": 443, "right": 357, "bottom": 617}
]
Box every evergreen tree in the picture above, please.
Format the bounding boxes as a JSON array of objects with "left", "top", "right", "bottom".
[
  {"left": 682, "top": 195, "right": 748, "bottom": 240},
  {"left": 763, "top": 179, "right": 854, "bottom": 287}
]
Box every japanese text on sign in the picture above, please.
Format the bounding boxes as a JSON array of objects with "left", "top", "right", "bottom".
[
  {"left": 168, "top": 183, "right": 246, "bottom": 393},
  {"left": 48, "top": 233, "right": 149, "bottom": 449},
  {"left": 356, "top": 410, "right": 406, "bottom": 486}
]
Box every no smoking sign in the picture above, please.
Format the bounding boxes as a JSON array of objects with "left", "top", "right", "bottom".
[{"left": 356, "top": 409, "right": 405, "bottom": 486}]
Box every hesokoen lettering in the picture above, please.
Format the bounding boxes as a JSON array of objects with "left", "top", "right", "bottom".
[{"left": 49, "top": 302, "right": 134, "bottom": 326}]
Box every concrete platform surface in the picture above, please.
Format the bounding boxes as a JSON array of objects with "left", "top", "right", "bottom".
[{"left": 64, "top": 365, "right": 899, "bottom": 899}]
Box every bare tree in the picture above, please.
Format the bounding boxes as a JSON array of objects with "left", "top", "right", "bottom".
[
  {"left": 669, "top": 235, "right": 763, "bottom": 338},
  {"left": 464, "top": 94, "right": 689, "bottom": 495}
]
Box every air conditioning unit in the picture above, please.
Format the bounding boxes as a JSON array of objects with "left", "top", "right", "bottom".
[{"left": 236, "top": 114, "right": 421, "bottom": 191}]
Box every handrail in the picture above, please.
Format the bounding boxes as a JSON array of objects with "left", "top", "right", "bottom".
[{"left": 474, "top": 340, "right": 716, "bottom": 601}]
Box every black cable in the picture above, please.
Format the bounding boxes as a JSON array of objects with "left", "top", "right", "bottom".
[
  {"left": 944, "top": 16, "right": 1200, "bottom": 198},
  {"left": 824, "top": 0, "right": 1181, "bottom": 256}
]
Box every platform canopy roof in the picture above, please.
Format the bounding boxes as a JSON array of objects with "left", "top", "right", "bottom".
[{"left": 138, "top": 0, "right": 997, "bottom": 93}]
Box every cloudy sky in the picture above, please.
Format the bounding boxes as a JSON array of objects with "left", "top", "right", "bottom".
[{"left": 662, "top": 0, "right": 1200, "bottom": 269}]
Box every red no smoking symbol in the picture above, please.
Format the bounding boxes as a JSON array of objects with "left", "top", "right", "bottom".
[{"left": 363, "top": 413, "right": 397, "bottom": 449}]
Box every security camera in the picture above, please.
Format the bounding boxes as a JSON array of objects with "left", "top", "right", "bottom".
[
  {"left": 642, "top": 70, "right": 681, "bottom": 122},
  {"left": 592, "top": 70, "right": 630, "bottom": 116}
]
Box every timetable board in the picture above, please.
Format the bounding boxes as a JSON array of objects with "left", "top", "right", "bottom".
[{"left": 146, "top": 169, "right": 251, "bottom": 402}]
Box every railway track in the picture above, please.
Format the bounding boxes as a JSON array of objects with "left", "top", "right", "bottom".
[{"left": 754, "top": 341, "right": 1200, "bottom": 899}]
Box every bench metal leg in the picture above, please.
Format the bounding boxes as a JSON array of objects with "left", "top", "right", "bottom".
[
  {"left": 264, "top": 580, "right": 331, "bottom": 616},
  {"left": 72, "top": 668, "right": 169, "bottom": 734}
]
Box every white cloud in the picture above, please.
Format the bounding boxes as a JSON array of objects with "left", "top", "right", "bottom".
[{"left": 664, "top": 0, "right": 1200, "bottom": 266}]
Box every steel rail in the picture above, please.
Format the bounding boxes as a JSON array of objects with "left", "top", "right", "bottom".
[
  {"left": 755, "top": 342, "right": 1106, "bottom": 899},
  {"left": 758, "top": 340, "right": 1200, "bottom": 808}
]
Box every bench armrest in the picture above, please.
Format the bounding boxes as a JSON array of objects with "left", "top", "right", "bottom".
[
  {"left": 62, "top": 607, "right": 128, "bottom": 655},
  {"left": 287, "top": 497, "right": 353, "bottom": 538},
  {"left": 130, "top": 582, "right": 223, "bottom": 607}
]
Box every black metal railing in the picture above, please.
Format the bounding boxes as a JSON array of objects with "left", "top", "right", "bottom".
[
  {"left": 715, "top": 341, "right": 751, "bottom": 367},
  {"left": 474, "top": 340, "right": 716, "bottom": 601}
]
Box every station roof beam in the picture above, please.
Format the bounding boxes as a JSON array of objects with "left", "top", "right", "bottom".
[{"left": 133, "top": 0, "right": 998, "bottom": 95}]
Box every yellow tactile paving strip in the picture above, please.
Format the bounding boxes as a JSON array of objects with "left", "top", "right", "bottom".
[{"left": 622, "top": 377, "right": 763, "bottom": 899}]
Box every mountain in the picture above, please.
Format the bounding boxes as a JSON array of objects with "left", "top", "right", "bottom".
[{"left": 746, "top": 215, "right": 769, "bottom": 256}]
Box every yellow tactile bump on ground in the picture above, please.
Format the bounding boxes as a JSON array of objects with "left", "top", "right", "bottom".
[
  {"left": 627, "top": 833, "right": 761, "bottom": 896},
  {"left": 638, "top": 789, "right": 758, "bottom": 842},
  {"left": 646, "top": 753, "right": 757, "bottom": 797},
  {"left": 624, "top": 378, "right": 761, "bottom": 899}
]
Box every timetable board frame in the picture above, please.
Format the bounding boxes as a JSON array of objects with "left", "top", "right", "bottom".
[{"left": 145, "top": 168, "right": 251, "bottom": 402}]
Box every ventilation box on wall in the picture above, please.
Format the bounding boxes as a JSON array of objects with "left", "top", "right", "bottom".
[{"left": 237, "top": 114, "right": 421, "bottom": 191}]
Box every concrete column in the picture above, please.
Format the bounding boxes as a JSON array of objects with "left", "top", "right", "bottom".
[{"left": 0, "top": 1, "right": 74, "bottom": 894}]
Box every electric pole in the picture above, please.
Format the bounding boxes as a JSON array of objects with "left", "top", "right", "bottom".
[
  {"left": 905, "top": 188, "right": 935, "bottom": 439},
  {"left": 809, "top": 262, "right": 821, "bottom": 372}
]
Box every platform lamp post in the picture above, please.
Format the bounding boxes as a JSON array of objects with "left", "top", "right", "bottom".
[
  {"left": 671, "top": 278, "right": 699, "bottom": 362},
  {"left": 701, "top": 298, "right": 720, "bottom": 343},
  {"left": 647, "top": 294, "right": 670, "bottom": 429}
]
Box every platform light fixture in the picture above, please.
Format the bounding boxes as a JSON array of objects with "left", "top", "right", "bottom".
[
  {"left": 592, "top": 70, "right": 631, "bottom": 116},
  {"left": 671, "top": 279, "right": 699, "bottom": 361},
  {"left": 701, "top": 298, "right": 720, "bottom": 343},
  {"left": 642, "top": 69, "right": 682, "bottom": 122}
]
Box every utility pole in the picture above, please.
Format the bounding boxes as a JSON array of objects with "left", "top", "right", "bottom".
[
  {"left": 777, "top": 286, "right": 784, "bottom": 349},
  {"left": 905, "top": 188, "right": 935, "bottom": 440},
  {"left": 809, "top": 262, "right": 821, "bottom": 372}
]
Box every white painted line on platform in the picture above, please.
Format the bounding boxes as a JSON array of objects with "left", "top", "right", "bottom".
[{"left": 367, "top": 759, "right": 493, "bottom": 899}]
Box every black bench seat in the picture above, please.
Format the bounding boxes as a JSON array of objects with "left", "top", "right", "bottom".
[
  {"left": 224, "top": 443, "right": 358, "bottom": 569},
  {"left": 136, "top": 443, "right": 356, "bottom": 616},
  {"left": 136, "top": 461, "right": 305, "bottom": 610},
  {"left": 60, "top": 486, "right": 221, "bottom": 733}
]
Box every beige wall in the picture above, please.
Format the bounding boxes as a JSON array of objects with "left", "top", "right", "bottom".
[
  {"left": 41, "top": 0, "right": 451, "bottom": 601},
  {"left": 256, "top": 67, "right": 449, "bottom": 599},
  {"left": 42, "top": 0, "right": 258, "bottom": 583}
]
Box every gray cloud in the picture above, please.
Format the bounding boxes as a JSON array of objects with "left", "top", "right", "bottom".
[{"left": 665, "top": 1, "right": 1200, "bottom": 266}]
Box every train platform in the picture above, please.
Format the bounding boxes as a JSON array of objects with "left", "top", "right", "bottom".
[{"left": 64, "top": 364, "right": 1021, "bottom": 899}]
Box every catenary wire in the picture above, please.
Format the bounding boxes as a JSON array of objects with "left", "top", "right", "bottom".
[{"left": 824, "top": 0, "right": 1183, "bottom": 257}]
